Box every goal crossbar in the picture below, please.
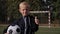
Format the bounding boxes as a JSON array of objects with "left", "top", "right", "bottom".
[{"left": 30, "top": 11, "right": 50, "bottom": 13}]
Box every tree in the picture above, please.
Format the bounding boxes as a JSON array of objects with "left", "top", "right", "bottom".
[{"left": 0, "top": 0, "right": 7, "bottom": 22}]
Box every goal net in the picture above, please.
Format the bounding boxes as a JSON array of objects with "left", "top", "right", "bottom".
[{"left": 30, "top": 11, "right": 51, "bottom": 28}]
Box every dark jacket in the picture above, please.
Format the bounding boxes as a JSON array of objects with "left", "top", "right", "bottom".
[{"left": 3, "top": 15, "right": 39, "bottom": 34}]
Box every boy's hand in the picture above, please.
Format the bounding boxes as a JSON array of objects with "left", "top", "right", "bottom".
[{"left": 35, "top": 16, "right": 40, "bottom": 25}]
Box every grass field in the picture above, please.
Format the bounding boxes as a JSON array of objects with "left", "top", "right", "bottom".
[{"left": 0, "top": 25, "right": 60, "bottom": 34}]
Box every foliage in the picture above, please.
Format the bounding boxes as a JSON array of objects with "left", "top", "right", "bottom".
[{"left": 0, "top": 0, "right": 60, "bottom": 22}]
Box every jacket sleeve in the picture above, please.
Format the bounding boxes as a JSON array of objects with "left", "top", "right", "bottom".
[
  {"left": 30, "top": 16, "right": 39, "bottom": 32},
  {"left": 31, "top": 21, "right": 39, "bottom": 32}
]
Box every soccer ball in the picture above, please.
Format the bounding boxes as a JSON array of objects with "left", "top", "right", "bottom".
[{"left": 7, "top": 25, "right": 21, "bottom": 34}]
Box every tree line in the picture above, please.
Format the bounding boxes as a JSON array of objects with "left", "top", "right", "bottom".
[{"left": 0, "top": 0, "right": 60, "bottom": 23}]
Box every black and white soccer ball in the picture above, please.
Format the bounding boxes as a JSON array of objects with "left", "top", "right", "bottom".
[{"left": 7, "top": 25, "right": 21, "bottom": 34}]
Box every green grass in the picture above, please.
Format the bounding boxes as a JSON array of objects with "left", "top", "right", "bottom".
[
  {"left": 0, "top": 26, "right": 7, "bottom": 34},
  {"left": 35, "top": 27, "right": 60, "bottom": 34},
  {"left": 0, "top": 26, "right": 60, "bottom": 34}
]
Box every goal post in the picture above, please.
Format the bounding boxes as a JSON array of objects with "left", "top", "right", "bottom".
[{"left": 30, "top": 11, "right": 51, "bottom": 28}]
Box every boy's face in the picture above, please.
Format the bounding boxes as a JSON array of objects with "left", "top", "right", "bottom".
[{"left": 19, "top": 4, "right": 30, "bottom": 16}]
